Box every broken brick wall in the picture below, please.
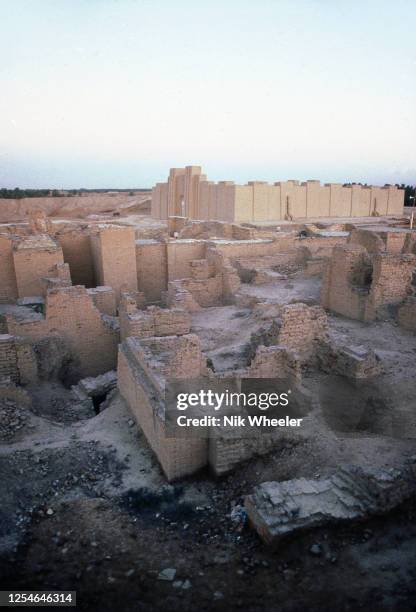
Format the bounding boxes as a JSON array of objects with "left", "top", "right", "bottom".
[
  {"left": 87, "top": 286, "right": 117, "bottom": 316},
  {"left": 0, "top": 334, "right": 18, "bottom": 383},
  {"left": 4, "top": 286, "right": 119, "bottom": 378},
  {"left": 366, "top": 253, "right": 416, "bottom": 319},
  {"left": 321, "top": 244, "right": 372, "bottom": 320},
  {"left": 119, "top": 296, "right": 190, "bottom": 342},
  {"left": 117, "top": 335, "right": 208, "bottom": 480},
  {"left": 13, "top": 239, "right": 64, "bottom": 298}
]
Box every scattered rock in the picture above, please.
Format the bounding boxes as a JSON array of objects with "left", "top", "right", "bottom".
[{"left": 158, "top": 568, "right": 176, "bottom": 581}]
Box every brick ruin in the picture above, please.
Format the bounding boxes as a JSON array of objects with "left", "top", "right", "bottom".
[
  {"left": 0, "top": 189, "right": 415, "bottom": 481},
  {"left": 321, "top": 227, "right": 416, "bottom": 321}
]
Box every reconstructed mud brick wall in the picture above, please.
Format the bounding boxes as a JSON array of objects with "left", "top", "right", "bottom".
[
  {"left": 152, "top": 166, "right": 404, "bottom": 222},
  {"left": 5, "top": 286, "right": 119, "bottom": 377}
]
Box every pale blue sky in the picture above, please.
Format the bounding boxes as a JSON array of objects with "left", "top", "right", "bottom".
[{"left": 0, "top": 0, "right": 415, "bottom": 188}]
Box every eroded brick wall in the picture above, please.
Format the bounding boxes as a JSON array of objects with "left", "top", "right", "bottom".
[
  {"left": 87, "top": 286, "right": 117, "bottom": 316},
  {"left": 117, "top": 336, "right": 208, "bottom": 480},
  {"left": 321, "top": 244, "right": 371, "bottom": 320},
  {"left": 5, "top": 286, "right": 119, "bottom": 378},
  {"left": 367, "top": 253, "right": 416, "bottom": 318},
  {"left": 13, "top": 239, "right": 64, "bottom": 298},
  {"left": 0, "top": 335, "right": 18, "bottom": 383}
]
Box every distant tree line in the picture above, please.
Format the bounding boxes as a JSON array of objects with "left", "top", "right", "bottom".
[
  {"left": 0, "top": 188, "right": 62, "bottom": 199},
  {"left": 0, "top": 187, "right": 151, "bottom": 199},
  {"left": 398, "top": 184, "right": 416, "bottom": 207}
]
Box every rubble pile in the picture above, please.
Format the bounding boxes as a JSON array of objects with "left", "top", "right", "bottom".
[
  {"left": 245, "top": 462, "right": 416, "bottom": 544},
  {"left": 0, "top": 398, "right": 27, "bottom": 441}
]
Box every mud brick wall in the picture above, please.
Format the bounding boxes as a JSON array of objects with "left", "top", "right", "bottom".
[
  {"left": 403, "top": 234, "right": 416, "bottom": 255},
  {"left": 120, "top": 303, "right": 190, "bottom": 342},
  {"left": 277, "top": 303, "right": 329, "bottom": 354},
  {"left": 0, "top": 335, "right": 19, "bottom": 383},
  {"left": 248, "top": 346, "right": 301, "bottom": 380},
  {"left": 175, "top": 275, "right": 223, "bottom": 307},
  {"left": 166, "top": 240, "right": 206, "bottom": 281},
  {"left": 91, "top": 227, "right": 137, "bottom": 300},
  {"left": 136, "top": 240, "right": 168, "bottom": 303},
  {"left": 385, "top": 232, "right": 408, "bottom": 253},
  {"left": 13, "top": 244, "right": 64, "bottom": 298},
  {"left": 14, "top": 338, "right": 38, "bottom": 384},
  {"left": 117, "top": 338, "right": 208, "bottom": 481},
  {"left": 397, "top": 297, "right": 416, "bottom": 331},
  {"left": 305, "top": 258, "right": 326, "bottom": 276},
  {"left": 299, "top": 234, "right": 348, "bottom": 258},
  {"left": 321, "top": 244, "right": 370, "bottom": 320},
  {"left": 165, "top": 281, "right": 202, "bottom": 312},
  {"left": 317, "top": 342, "right": 382, "bottom": 379},
  {"left": 5, "top": 286, "right": 119, "bottom": 378},
  {"left": 87, "top": 286, "right": 117, "bottom": 316},
  {"left": 207, "top": 249, "right": 241, "bottom": 300},
  {"left": 367, "top": 253, "right": 416, "bottom": 318},
  {"left": 212, "top": 239, "right": 277, "bottom": 260},
  {"left": 349, "top": 229, "right": 386, "bottom": 253},
  {"left": 349, "top": 228, "right": 410, "bottom": 255},
  {"left": 0, "top": 235, "right": 18, "bottom": 303},
  {"left": 210, "top": 433, "right": 285, "bottom": 476},
  {"left": 190, "top": 259, "right": 210, "bottom": 280},
  {"left": 57, "top": 230, "right": 96, "bottom": 287}
]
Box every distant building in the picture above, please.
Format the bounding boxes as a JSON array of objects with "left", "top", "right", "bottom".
[{"left": 151, "top": 166, "right": 404, "bottom": 222}]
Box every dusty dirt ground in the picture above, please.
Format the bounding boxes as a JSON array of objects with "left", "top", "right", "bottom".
[
  {"left": 1, "top": 269, "right": 416, "bottom": 611},
  {"left": 1, "top": 388, "right": 416, "bottom": 611}
]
